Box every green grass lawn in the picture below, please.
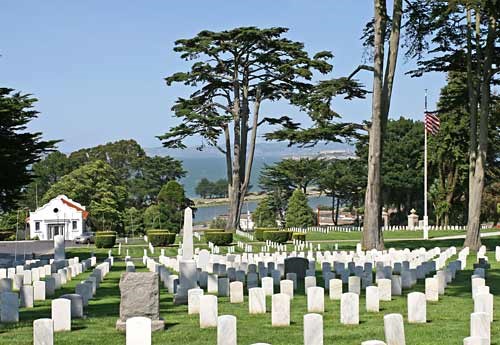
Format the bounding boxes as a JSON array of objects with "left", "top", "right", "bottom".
[{"left": 0, "top": 238, "right": 499, "bottom": 345}]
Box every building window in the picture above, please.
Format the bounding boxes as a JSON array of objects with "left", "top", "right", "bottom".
[
  {"left": 35, "top": 222, "right": 40, "bottom": 231},
  {"left": 72, "top": 221, "right": 77, "bottom": 230}
]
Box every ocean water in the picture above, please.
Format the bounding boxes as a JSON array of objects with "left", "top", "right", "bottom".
[
  {"left": 193, "top": 195, "right": 332, "bottom": 223},
  {"left": 179, "top": 155, "right": 280, "bottom": 197}
]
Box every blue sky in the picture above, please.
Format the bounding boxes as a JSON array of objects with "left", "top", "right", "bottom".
[{"left": 1, "top": 1, "right": 444, "bottom": 152}]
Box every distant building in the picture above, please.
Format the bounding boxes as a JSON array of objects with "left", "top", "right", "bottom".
[
  {"left": 284, "top": 149, "right": 357, "bottom": 161},
  {"left": 28, "top": 195, "right": 89, "bottom": 240}
]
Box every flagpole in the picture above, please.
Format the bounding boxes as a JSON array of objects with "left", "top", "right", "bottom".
[{"left": 423, "top": 90, "right": 429, "bottom": 240}]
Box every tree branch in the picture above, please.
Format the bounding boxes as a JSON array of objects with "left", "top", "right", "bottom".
[{"left": 348, "top": 65, "right": 375, "bottom": 80}]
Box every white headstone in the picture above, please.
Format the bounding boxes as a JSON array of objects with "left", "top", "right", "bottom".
[
  {"left": 33, "top": 318, "right": 54, "bottom": 345},
  {"left": 340, "top": 292, "right": 359, "bottom": 325},
  {"left": 199, "top": 295, "right": 218, "bottom": 328},
  {"left": 407, "top": 292, "right": 426, "bottom": 323},
  {"left": 307, "top": 287, "right": 325, "bottom": 313},
  {"left": 366, "top": 286, "right": 380, "bottom": 312},
  {"left": 126, "top": 317, "right": 151, "bottom": 345},
  {"left": 249, "top": 287, "right": 266, "bottom": 314},
  {"left": 279, "top": 280, "right": 294, "bottom": 300},
  {"left": 229, "top": 281, "right": 244, "bottom": 303},
  {"left": 329, "top": 279, "right": 342, "bottom": 300},
  {"left": 271, "top": 293, "right": 290, "bottom": 327},
  {"left": 52, "top": 298, "right": 71, "bottom": 332},
  {"left": 425, "top": 277, "right": 439, "bottom": 302},
  {"left": 384, "top": 313, "right": 405, "bottom": 345},
  {"left": 470, "top": 312, "right": 490, "bottom": 344},
  {"left": 377, "top": 279, "right": 391, "bottom": 301},
  {"left": 304, "top": 313, "right": 323, "bottom": 345},
  {"left": 188, "top": 288, "right": 204, "bottom": 315}
]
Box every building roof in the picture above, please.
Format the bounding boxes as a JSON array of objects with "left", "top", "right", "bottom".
[{"left": 61, "top": 198, "right": 89, "bottom": 220}]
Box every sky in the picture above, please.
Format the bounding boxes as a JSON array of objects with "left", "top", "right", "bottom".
[{"left": 1, "top": 1, "right": 445, "bottom": 153}]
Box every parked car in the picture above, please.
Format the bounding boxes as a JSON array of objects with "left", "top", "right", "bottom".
[{"left": 75, "top": 232, "right": 95, "bottom": 244}]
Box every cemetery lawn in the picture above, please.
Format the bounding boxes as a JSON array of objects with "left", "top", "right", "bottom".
[{"left": 0, "top": 238, "right": 498, "bottom": 345}]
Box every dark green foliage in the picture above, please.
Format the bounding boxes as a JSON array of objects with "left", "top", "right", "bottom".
[
  {"left": 254, "top": 228, "right": 279, "bottom": 241},
  {"left": 285, "top": 189, "right": 315, "bottom": 228},
  {"left": 263, "top": 231, "right": 292, "bottom": 244},
  {"left": 253, "top": 197, "right": 277, "bottom": 228},
  {"left": 95, "top": 231, "right": 117, "bottom": 248},
  {"left": 195, "top": 178, "right": 228, "bottom": 199},
  {"left": 147, "top": 230, "right": 176, "bottom": 247},
  {"left": 157, "top": 181, "right": 193, "bottom": 233},
  {"left": 205, "top": 232, "right": 233, "bottom": 246},
  {"left": 292, "top": 232, "right": 306, "bottom": 242},
  {"left": 42, "top": 160, "right": 127, "bottom": 232},
  {"left": 0, "top": 231, "right": 14, "bottom": 241},
  {"left": 123, "top": 207, "right": 144, "bottom": 236},
  {"left": 0, "top": 88, "right": 58, "bottom": 212},
  {"left": 209, "top": 217, "right": 227, "bottom": 229}
]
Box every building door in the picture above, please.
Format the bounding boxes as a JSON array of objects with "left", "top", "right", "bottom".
[{"left": 48, "top": 224, "right": 65, "bottom": 239}]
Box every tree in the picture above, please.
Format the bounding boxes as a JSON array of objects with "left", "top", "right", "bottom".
[
  {"left": 144, "top": 204, "right": 162, "bottom": 230},
  {"left": 22, "top": 151, "right": 72, "bottom": 209},
  {"left": 317, "top": 159, "right": 366, "bottom": 225},
  {"left": 157, "top": 181, "right": 192, "bottom": 233},
  {"left": 405, "top": 0, "right": 499, "bottom": 250},
  {"left": 123, "top": 207, "right": 144, "bottom": 236},
  {"left": 195, "top": 178, "right": 212, "bottom": 198},
  {"left": 285, "top": 189, "right": 315, "bottom": 228},
  {"left": 0, "top": 88, "right": 58, "bottom": 212},
  {"left": 260, "top": 158, "right": 324, "bottom": 194},
  {"left": 159, "top": 27, "right": 333, "bottom": 231},
  {"left": 427, "top": 72, "right": 470, "bottom": 226},
  {"left": 253, "top": 196, "right": 277, "bottom": 228},
  {"left": 357, "top": 0, "right": 404, "bottom": 250},
  {"left": 42, "top": 160, "right": 127, "bottom": 231}
]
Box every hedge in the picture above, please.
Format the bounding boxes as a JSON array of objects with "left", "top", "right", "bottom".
[
  {"left": 205, "top": 232, "right": 233, "bottom": 246},
  {"left": 292, "top": 232, "right": 306, "bottom": 242},
  {"left": 0, "top": 231, "right": 14, "bottom": 241},
  {"left": 95, "top": 231, "right": 117, "bottom": 248},
  {"left": 254, "top": 228, "right": 279, "bottom": 241},
  {"left": 263, "top": 231, "right": 292, "bottom": 244},
  {"left": 147, "top": 230, "right": 176, "bottom": 247}
]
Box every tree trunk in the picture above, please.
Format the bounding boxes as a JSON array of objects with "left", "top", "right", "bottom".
[
  {"left": 464, "top": 12, "right": 496, "bottom": 250},
  {"left": 331, "top": 195, "right": 336, "bottom": 225},
  {"left": 362, "top": 0, "right": 386, "bottom": 250},
  {"left": 335, "top": 197, "right": 340, "bottom": 226}
]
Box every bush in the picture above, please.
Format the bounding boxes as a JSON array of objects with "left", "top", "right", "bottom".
[
  {"left": 95, "top": 231, "right": 117, "bottom": 248},
  {"left": 292, "top": 232, "right": 306, "bottom": 242},
  {"left": 147, "top": 230, "right": 176, "bottom": 246},
  {"left": 210, "top": 217, "right": 227, "bottom": 229},
  {"left": 0, "top": 231, "right": 14, "bottom": 241},
  {"left": 205, "top": 232, "right": 233, "bottom": 246},
  {"left": 263, "top": 231, "right": 292, "bottom": 244},
  {"left": 254, "top": 228, "right": 279, "bottom": 241},
  {"left": 285, "top": 189, "right": 315, "bottom": 227}
]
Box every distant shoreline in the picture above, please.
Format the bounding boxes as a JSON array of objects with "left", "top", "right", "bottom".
[{"left": 193, "top": 190, "right": 323, "bottom": 208}]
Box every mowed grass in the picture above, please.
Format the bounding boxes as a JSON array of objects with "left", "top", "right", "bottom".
[{"left": 0, "top": 238, "right": 499, "bottom": 344}]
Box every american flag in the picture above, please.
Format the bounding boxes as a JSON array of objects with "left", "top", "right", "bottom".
[{"left": 425, "top": 111, "right": 440, "bottom": 135}]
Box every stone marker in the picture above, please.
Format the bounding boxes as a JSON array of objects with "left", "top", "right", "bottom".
[
  {"left": 272, "top": 293, "right": 290, "bottom": 327},
  {"left": 60, "top": 294, "right": 83, "bottom": 318},
  {"left": 52, "top": 298, "right": 71, "bottom": 332},
  {"left": 474, "top": 293, "right": 493, "bottom": 323},
  {"left": 377, "top": 279, "right": 391, "bottom": 301},
  {"left": 329, "top": 279, "right": 342, "bottom": 300},
  {"left": 20, "top": 285, "right": 34, "bottom": 308},
  {"left": 463, "top": 336, "right": 489, "bottom": 345},
  {"left": 348, "top": 276, "right": 361, "bottom": 295},
  {"left": 188, "top": 288, "right": 204, "bottom": 315},
  {"left": 0, "top": 278, "right": 12, "bottom": 293},
  {"left": 425, "top": 277, "right": 439, "bottom": 302},
  {"left": 34, "top": 281, "right": 46, "bottom": 301},
  {"left": 286, "top": 273, "right": 297, "bottom": 290},
  {"left": 199, "top": 295, "right": 218, "bottom": 328},
  {"left": 249, "top": 287, "right": 266, "bottom": 314},
  {"left": 262, "top": 277, "right": 274, "bottom": 296},
  {"left": 284, "top": 257, "right": 308, "bottom": 280},
  {"left": 384, "top": 313, "right": 405, "bottom": 345},
  {"left": 230, "top": 281, "right": 244, "bottom": 303},
  {"left": 470, "top": 312, "right": 490, "bottom": 343},
  {"left": 33, "top": 318, "right": 54, "bottom": 345},
  {"left": 304, "top": 276, "right": 316, "bottom": 295},
  {"left": 362, "top": 341, "right": 387, "bottom": 345},
  {"left": 54, "top": 235, "right": 65, "bottom": 261},
  {"left": 116, "top": 272, "right": 164, "bottom": 331},
  {"left": 208, "top": 274, "right": 219, "bottom": 293},
  {"left": 280, "top": 280, "right": 294, "bottom": 300},
  {"left": 341, "top": 292, "right": 359, "bottom": 325},
  {"left": 126, "top": 316, "right": 151, "bottom": 345},
  {"left": 307, "top": 287, "right": 325, "bottom": 313},
  {"left": 304, "top": 313, "right": 323, "bottom": 345},
  {"left": 407, "top": 292, "right": 426, "bottom": 323},
  {"left": 366, "top": 286, "right": 380, "bottom": 312},
  {"left": 218, "top": 277, "right": 230, "bottom": 297},
  {"left": 217, "top": 315, "right": 237, "bottom": 345},
  {"left": 391, "top": 275, "right": 402, "bottom": 296},
  {"left": 0, "top": 292, "right": 19, "bottom": 322}
]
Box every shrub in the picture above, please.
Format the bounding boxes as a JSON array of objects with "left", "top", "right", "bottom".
[
  {"left": 0, "top": 231, "right": 14, "bottom": 241},
  {"left": 292, "top": 232, "right": 306, "bottom": 242},
  {"left": 285, "top": 189, "right": 315, "bottom": 227},
  {"left": 95, "top": 231, "right": 117, "bottom": 248},
  {"left": 210, "top": 217, "right": 227, "bottom": 229},
  {"left": 205, "top": 232, "right": 233, "bottom": 246},
  {"left": 147, "top": 230, "right": 176, "bottom": 246},
  {"left": 263, "top": 231, "right": 292, "bottom": 244},
  {"left": 254, "top": 228, "right": 279, "bottom": 241}
]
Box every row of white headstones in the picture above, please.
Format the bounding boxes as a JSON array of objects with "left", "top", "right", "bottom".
[
  {"left": 128, "top": 244, "right": 496, "bottom": 345},
  {"left": 0, "top": 256, "right": 113, "bottom": 345}
]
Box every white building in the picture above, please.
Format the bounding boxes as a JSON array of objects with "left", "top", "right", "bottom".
[{"left": 28, "top": 195, "right": 89, "bottom": 240}]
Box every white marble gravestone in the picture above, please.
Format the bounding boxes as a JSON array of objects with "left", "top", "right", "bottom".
[
  {"left": 126, "top": 317, "right": 151, "bottom": 345},
  {"left": 272, "top": 293, "right": 290, "bottom": 327}
]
